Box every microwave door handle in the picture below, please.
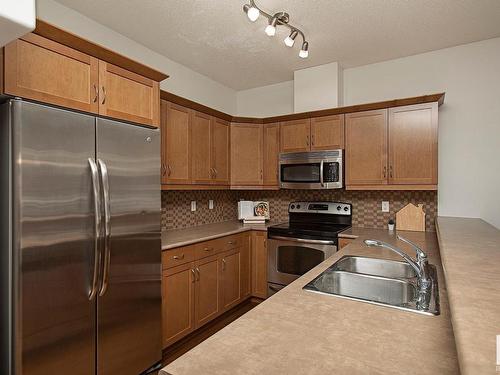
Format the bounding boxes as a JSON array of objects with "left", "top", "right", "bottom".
[{"left": 320, "top": 160, "right": 325, "bottom": 187}]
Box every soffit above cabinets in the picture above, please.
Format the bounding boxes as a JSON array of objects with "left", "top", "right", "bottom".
[{"left": 52, "top": 0, "right": 500, "bottom": 90}]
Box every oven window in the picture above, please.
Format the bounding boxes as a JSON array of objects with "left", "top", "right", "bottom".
[
  {"left": 281, "top": 163, "right": 320, "bottom": 183},
  {"left": 277, "top": 245, "right": 325, "bottom": 276}
]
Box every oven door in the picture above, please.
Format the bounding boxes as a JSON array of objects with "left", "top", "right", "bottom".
[{"left": 267, "top": 236, "right": 337, "bottom": 286}]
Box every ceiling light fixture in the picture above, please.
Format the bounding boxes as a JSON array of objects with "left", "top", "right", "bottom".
[
  {"left": 265, "top": 16, "right": 277, "bottom": 36},
  {"left": 242, "top": 0, "right": 309, "bottom": 58},
  {"left": 299, "top": 41, "right": 309, "bottom": 58},
  {"left": 284, "top": 30, "right": 298, "bottom": 47},
  {"left": 243, "top": 4, "right": 260, "bottom": 22}
]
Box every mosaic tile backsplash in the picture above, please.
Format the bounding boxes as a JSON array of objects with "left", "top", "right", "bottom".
[{"left": 162, "top": 190, "right": 437, "bottom": 232}]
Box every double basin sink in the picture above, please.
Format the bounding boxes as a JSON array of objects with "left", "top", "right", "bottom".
[{"left": 303, "top": 256, "right": 440, "bottom": 315}]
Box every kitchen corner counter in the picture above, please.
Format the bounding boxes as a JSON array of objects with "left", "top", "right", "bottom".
[
  {"left": 436, "top": 217, "right": 500, "bottom": 374},
  {"left": 161, "top": 228, "right": 459, "bottom": 375},
  {"left": 162, "top": 221, "right": 276, "bottom": 250}
]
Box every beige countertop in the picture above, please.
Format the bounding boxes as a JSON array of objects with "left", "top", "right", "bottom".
[
  {"left": 162, "top": 220, "right": 362, "bottom": 250},
  {"left": 162, "top": 221, "right": 276, "bottom": 250},
  {"left": 436, "top": 217, "right": 500, "bottom": 374},
  {"left": 161, "top": 228, "right": 459, "bottom": 375}
]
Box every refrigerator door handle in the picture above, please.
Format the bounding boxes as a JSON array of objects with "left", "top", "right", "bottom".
[
  {"left": 98, "top": 159, "right": 111, "bottom": 297},
  {"left": 88, "top": 158, "right": 102, "bottom": 300}
]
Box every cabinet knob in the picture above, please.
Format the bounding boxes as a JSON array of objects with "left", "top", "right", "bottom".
[
  {"left": 191, "top": 269, "right": 196, "bottom": 283},
  {"left": 222, "top": 258, "right": 226, "bottom": 271}
]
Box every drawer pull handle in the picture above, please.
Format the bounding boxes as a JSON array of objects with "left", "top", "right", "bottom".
[
  {"left": 204, "top": 247, "right": 213, "bottom": 252},
  {"left": 228, "top": 241, "right": 234, "bottom": 245},
  {"left": 173, "top": 254, "right": 185, "bottom": 260}
]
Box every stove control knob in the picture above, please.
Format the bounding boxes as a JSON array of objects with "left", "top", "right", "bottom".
[
  {"left": 344, "top": 207, "right": 349, "bottom": 212},
  {"left": 296, "top": 204, "right": 301, "bottom": 209},
  {"left": 337, "top": 206, "right": 342, "bottom": 211},
  {"left": 291, "top": 204, "right": 295, "bottom": 210}
]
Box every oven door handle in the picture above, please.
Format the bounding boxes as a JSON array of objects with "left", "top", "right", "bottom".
[
  {"left": 320, "top": 160, "right": 325, "bottom": 187},
  {"left": 268, "top": 235, "right": 336, "bottom": 245}
]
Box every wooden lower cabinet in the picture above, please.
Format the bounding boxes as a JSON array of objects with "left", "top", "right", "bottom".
[
  {"left": 162, "top": 232, "right": 255, "bottom": 348},
  {"left": 194, "top": 255, "right": 221, "bottom": 328},
  {"left": 162, "top": 262, "right": 195, "bottom": 348},
  {"left": 338, "top": 238, "right": 354, "bottom": 250},
  {"left": 220, "top": 249, "right": 241, "bottom": 311},
  {"left": 251, "top": 231, "right": 268, "bottom": 299}
]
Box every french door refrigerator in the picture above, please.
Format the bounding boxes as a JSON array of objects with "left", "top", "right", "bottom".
[{"left": 1, "top": 99, "right": 162, "bottom": 375}]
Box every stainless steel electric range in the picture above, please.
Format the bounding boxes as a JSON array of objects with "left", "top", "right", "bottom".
[{"left": 267, "top": 201, "right": 352, "bottom": 296}]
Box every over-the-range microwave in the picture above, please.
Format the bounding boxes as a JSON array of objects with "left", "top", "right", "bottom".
[{"left": 279, "top": 150, "right": 343, "bottom": 189}]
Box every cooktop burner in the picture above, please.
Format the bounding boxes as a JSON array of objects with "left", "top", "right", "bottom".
[{"left": 267, "top": 201, "right": 352, "bottom": 242}]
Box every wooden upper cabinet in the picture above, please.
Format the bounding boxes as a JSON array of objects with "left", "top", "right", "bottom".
[
  {"left": 162, "top": 262, "right": 195, "bottom": 347},
  {"left": 194, "top": 254, "right": 221, "bottom": 328},
  {"left": 280, "top": 119, "right": 311, "bottom": 153},
  {"left": 345, "top": 109, "right": 388, "bottom": 186},
  {"left": 310, "top": 115, "right": 345, "bottom": 150},
  {"left": 4, "top": 34, "right": 99, "bottom": 114},
  {"left": 211, "top": 118, "right": 230, "bottom": 185},
  {"left": 388, "top": 103, "right": 438, "bottom": 185},
  {"left": 4, "top": 33, "right": 162, "bottom": 128},
  {"left": 161, "top": 101, "right": 191, "bottom": 184},
  {"left": 230, "top": 123, "right": 263, "bottom": 186},
  {"left": 191, "top": 111, "right": 213, "bottom": 184},
  {"left": 98, "top": 61, "right": 160, "bottom": 127},
  {"left": 263, "top": 123, "right": 280, "bottom": 186}
]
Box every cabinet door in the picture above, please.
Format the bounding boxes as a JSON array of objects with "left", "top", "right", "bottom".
[
  {"left": 388, "top": 103, "right": 438, "bottom": 185},
  {"left": 162, "top": 262, "right": 195, "bottom": 347},
  {"left": 4, "top": 34, "right": 99, "bottom": 114},
  {"left": 230, "top": 123, "right": 263, "bottom": 186},
  {"left": 191, "top": 111, "right": 213, "bottom": 184},
  {"left": 211, "top": 118, "right": 230, "bottom": 185},
  {"left": 252, "top": 231, "right": 268, "bottom": 299},
  {"left": 240, "top": 234, "right": 252, "bottom": 299},
  {"left": 280, "top": 119, "right": 311, "bottom": 153},
  {"left": 194, "top": 255, "right": 221, "bottom": 328},
  {"left": 98, "top": 61, "right": 160, "bottom": 127},
  {"left": 161, "top": 101, "right": 191, "bottom": 184},
  {"left": 345, "top": 110, "right": 388, "bottom": 186},
  {"left": 221, "top": 249, "right": 241, "bottom": 311},
  {"left": 263, "top": 123, "right": 280, "bottom": 186},
  {"left": 311, "top": 115, "right": 345, "bottom": 150}
]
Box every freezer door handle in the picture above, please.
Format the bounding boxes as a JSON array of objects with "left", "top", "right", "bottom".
[
  {"left": 98, "top": 159, "right": 111, "bottom": 297},
  {"left": 88, "top": 158, "right": 102, "bottom": 300}
]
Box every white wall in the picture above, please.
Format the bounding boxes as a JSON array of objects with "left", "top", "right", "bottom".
[
  {"left": 344, "top": 37, "right": 500, "bottom": 229},
  {"left": 236, "top": 81, "right": 294, "bottom": 118},
  {"left": 36, "top": 0, "right": 237, "bottom": 114},
  {"left": 294, "top": 62, "right": 341, "bottom": 113}
]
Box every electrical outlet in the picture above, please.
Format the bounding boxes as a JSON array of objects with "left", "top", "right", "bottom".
[
  {"left": 209, "top": 199, "right": 214, "bottom": 210},
  {"left": 191, "top": 201, "right": 196, "bottom": 212},
  {"left": 381, "top": 201, "right": 390, "bottom": 213}
]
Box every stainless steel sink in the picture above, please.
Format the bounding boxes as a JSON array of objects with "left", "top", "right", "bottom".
[
  {"left": 333, "top": 256, "right": 417, "bottom": 278},
  {"left": 303, "top": 255, "right": 440, "bottom": 315}
]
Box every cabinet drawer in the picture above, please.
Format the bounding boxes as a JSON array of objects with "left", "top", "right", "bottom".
[
  {"left": 222, "top": 233, "right": 246, "bottom": 251},
  {"left": 193, "top": 238, "right": 223, "bottom": 260},
  {"left": 162, "top": 246, "right": 195, "bottom": 269}
]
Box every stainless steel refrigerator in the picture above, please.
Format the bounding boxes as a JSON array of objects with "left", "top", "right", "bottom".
[{"left": 1, "top": 99, "right": 162, "bottom": 375}]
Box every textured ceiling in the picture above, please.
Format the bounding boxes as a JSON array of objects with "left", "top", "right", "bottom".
[{"left": 53, "top": 0, "right": 500, "bottom": 90}]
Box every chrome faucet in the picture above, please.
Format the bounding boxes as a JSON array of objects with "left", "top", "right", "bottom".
[{"left": 364, "top": 235, "right": 432, "bottom": 290}]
